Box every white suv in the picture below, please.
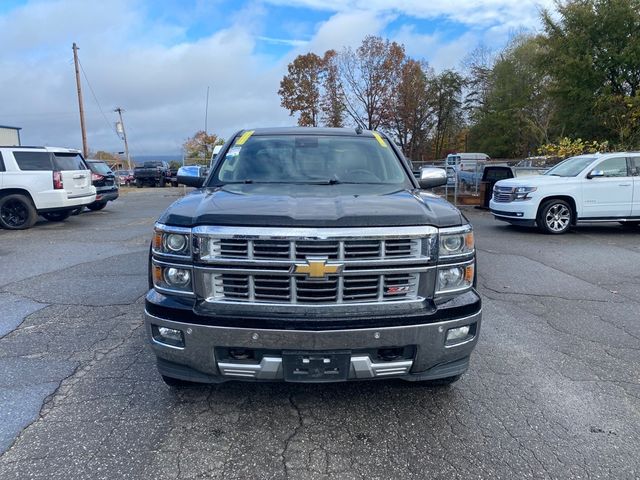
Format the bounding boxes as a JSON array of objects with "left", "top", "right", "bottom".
[
  {"left": 490, "top": 152, "right": 640, "bottom": 234},
  {"left": 0, "top": 146, "right": 96, "bottom": 230}
]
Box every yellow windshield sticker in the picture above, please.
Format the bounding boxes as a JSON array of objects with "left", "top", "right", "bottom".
[
  {"left": 372, "top": 132, "right": 387, "bottom": 147},
  {"left": 236, "top": 130, "right": 255, "bottom": 145}
]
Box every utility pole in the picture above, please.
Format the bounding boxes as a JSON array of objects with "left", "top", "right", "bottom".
[
  {"left": 72, "top": 43, "right": 89, "bottom": 158},
  {"left": 204, "top": 86, "right": 210, "bottom": 134},
  {"left": 114, "top": 107, "right": 131, "bottom": 170}
]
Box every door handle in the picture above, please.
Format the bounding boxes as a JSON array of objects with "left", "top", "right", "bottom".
[
  {"left": 618, "top": 183, "right": 631, "bottom": 186},
  {"left": 73, "top": 174, "right": 86, "bottom": 179}
]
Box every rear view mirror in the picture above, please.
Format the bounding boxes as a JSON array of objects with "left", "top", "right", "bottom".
[
  {"left": 587, "top": 170, "right": 604, "bottom": 179},
  {"left": 177, "top": 166, "right": 205, "bottom": 188},
  {"left": 418, "top": 167, "right": 447, "bottom": 189}
]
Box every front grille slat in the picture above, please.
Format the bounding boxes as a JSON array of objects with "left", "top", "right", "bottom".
[
  {"left": 204, "top": 234, "right": 425, "bottom": 304},
  {"left": 493, "top": 186, "right": 515, "bottom": 203}
]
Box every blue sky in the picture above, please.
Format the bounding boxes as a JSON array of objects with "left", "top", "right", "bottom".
[{"left": 0, "top": 0, "right": 553, "bottom": 154}]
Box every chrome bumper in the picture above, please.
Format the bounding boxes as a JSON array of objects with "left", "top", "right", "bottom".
[
  {"left": 145, "top": 309, "right": 481, "bottom": 382},
  {"left": 216, "top": 355, "right": 413, "bottom": 380}
]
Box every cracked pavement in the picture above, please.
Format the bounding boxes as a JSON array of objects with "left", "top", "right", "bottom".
[{"left": 0, "top": 191, "right": 638, "bottom": 479}]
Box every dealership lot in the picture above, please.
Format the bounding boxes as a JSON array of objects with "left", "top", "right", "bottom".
[{"left": 0, "top": 189, "right": 638, "bottom": 479}]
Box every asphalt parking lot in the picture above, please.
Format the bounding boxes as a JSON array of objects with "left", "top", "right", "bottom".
[{"left": 0, "top": 189, "right": 638, "bottom": 480}]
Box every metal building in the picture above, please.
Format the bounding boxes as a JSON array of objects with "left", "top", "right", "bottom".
[{"left": 0, "top": 125, "right": 22, "bottom": 146}]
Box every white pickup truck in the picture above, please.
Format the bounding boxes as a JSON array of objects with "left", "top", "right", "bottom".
[
  {"left": 0, "top": 146, "right": 96, "bottom": 229},
  {"left": 490, "top": 152, "right": 640, "bottom": 234}
]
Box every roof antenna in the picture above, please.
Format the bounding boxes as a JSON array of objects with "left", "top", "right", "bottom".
[{"left": 355, "top": 125, "right": 363, "bottom": 135}]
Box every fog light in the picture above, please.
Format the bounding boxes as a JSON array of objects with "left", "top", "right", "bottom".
[
  {"left": 446, "top": 325, "right": 470, "bottom": 343},
  {"left": 152, "top": 325, "right": 185, "bottom": 348},
  {"left": 163, "top": 267, "right": 190, "bottom": 288}
]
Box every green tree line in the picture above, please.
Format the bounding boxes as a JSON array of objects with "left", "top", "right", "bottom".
[{"left": 278, "top": 0, "right": 640, "bottom": 160}]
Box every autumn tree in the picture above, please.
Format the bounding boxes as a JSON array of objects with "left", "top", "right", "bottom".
[
  {"left": 88, "top": 150, "right": 113, "bottom": 161},
  {"left": 430, "top": 70, "right": 465, "bottom": 158},
  {"left": 320, "top": 50, "right": 345, "bottom": 127},
  {"left": 386, "top": 59, "right": 434, "bottom": 161},
  {"left": 468, "top": 35, "right": 554, "bottom": 157},
  {"left": 183, "top": 131, "right": 224, "bottom": 165},
  {"left": 462, "top": 45, "right": 494, "bottom": 123},
  {"left": 278, "top": 53, "right": 324, "bottom": 126},
  {"left": 339, "top": 36, "right": 405, "bottom": 130}
]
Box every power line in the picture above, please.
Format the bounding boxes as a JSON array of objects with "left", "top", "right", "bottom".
[{"left": 77, "top": 58, "right": 120, "bottom": 140}]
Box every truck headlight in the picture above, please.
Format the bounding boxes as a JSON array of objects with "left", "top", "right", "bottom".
[
  {"left": 513, "top": 186, "right": 536, "bottom": 201},
  {"left": 152, "top": 264, "right": 194, "bottom": 295},
  {"left": 436, "top": 262, "right": 474, "bottom": 294},
  {"left": 439, "top": 226, "right": 474, "bottom": 258},
  {"left": 165, "top": 234, "right": 188, "bottom": 253},
  {"left": 163, "top": 267, "right": 191, "bottom": 288},
  {"left": 152, "top": 224, "right": 191, "bottom": 256}
]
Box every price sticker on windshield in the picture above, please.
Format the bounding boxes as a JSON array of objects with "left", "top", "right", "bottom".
[
  {"left": 236, "top": 130, "right": 255, "bottom": 145},
  {"left": 372, "top": 132, "right": 387, "bottom": 148}
]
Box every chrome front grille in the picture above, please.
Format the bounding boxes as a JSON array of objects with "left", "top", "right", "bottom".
[
  {"left": 493, "top": 186, "right": 515, "bottom": 203},
  {"left": 194, "top": 226, "right": 436, "bottom": 306},
  {"left": 211, "top": 272, "right": 418, "bottom": 304},
  {"left": 206, "top": 238, "right": 418, "bottom": 261}
]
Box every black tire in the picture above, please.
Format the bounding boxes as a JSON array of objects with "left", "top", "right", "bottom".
[
  {"left": 87, "top": 201, "right": 107, "bottom": 211},
  {"left": 137, "top": 182, "right": 143, "bottom": 188},
  {"left": 0, "top": 194, "right": 38, "bottom": 230},
  {"left": 537, "top": 199, "right": 573, "bottom": 234},
  {"left": 159, "top": 178, "right": 166, "bottom": 188},
  {"left": 42, "top": 210, "right": 71, "bottom": 222},
  {"left": 161, "top": 375, "right": 198, "bottom": 388}
]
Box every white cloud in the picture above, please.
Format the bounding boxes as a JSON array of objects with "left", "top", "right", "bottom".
[
  {"left": 304, "top": 10, "right": 391, "bottom": 54},
  {"left": 0, "top": 0, "right": 292, "bottom": 155},
  {"left": 263, "top": 0, "right": 555, "bottom": 28},
  {"left": 0, "top": 0, "right": 558, "bottom": 154},
  {"left": 257, "top": 36, "right": 309, "bottom": 47}
]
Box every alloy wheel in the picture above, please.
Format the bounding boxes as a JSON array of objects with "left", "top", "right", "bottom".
[
  {"left": 1, "top": 199, "right": 28, "bottom": 228},
  {"left": 545, "top": 204, "right": 571, "bottom": 233}
]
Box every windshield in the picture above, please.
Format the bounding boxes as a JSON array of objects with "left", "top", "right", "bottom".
[
  {"left": 545, "top": 156, "right": 595, "bottom": 177},
  {"left": 211, "top": 134, "right": 409, "bottom": 186},
  {"left": 88, "top": 162, "right": 112, "bottom": 175}
]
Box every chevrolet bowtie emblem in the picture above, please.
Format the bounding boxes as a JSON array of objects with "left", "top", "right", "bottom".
[{"left": 292, "top": 259, "right": 344, "bottom": 279}]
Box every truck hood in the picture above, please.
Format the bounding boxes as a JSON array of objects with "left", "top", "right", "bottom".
[
  {"left": 159, "top": 184, "right": 464, "bottom": 228},
  {"left": 495, "top": 175, "right": 576, "bottom": 188}
]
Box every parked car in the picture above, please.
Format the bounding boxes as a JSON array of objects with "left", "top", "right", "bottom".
[
  {"left": 490, "top": 152, "right": 640, "bottom": 234},
  {"left": 168, "top": 166, "right": 179, "bottom": 187},
  {"left": 0, "top": 146, "right": 96, "bottom": 229},
  {"left": 147, "top": 127, "right": 481, "bottom": 387},
  {"left": 480, "top": 165, "right": 545, "bottom": 208},
  {"left": 116, "top": 169, "right": 135, "bottom": 186},
  {"left": 84, "top": 160, "right": 119, "bottom": 211},
  {"left": 134, "top": 161, "right": 171, "bottom": 187}
]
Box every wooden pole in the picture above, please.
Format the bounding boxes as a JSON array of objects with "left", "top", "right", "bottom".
[
  {"left": 72, "top": 43, "right": 89, "bottom": 158},
  {"left": 114, "top": 107, "right": 131, "bottom": 170}
]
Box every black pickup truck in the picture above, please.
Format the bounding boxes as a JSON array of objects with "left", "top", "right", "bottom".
[
  {"left": 134, "top": 161, "right": 171, "bottom": 188},
  {"left": 145, "top": 127, "right": 481, "bottom": 387}
]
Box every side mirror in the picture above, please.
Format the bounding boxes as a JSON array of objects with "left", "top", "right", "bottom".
[
  {"left": 587, "top": 169, "right": 604, "bottom": 179},
  {"left": 177, "top": 166, "right": 205, "bottom": 188},
  {"left": 418, "top": 167, "right": 448, "bottom": 189}
]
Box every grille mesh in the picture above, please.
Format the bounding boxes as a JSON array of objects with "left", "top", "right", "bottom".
[{"left": 214, "top": 273, "right": 417, "bottom": 304}]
